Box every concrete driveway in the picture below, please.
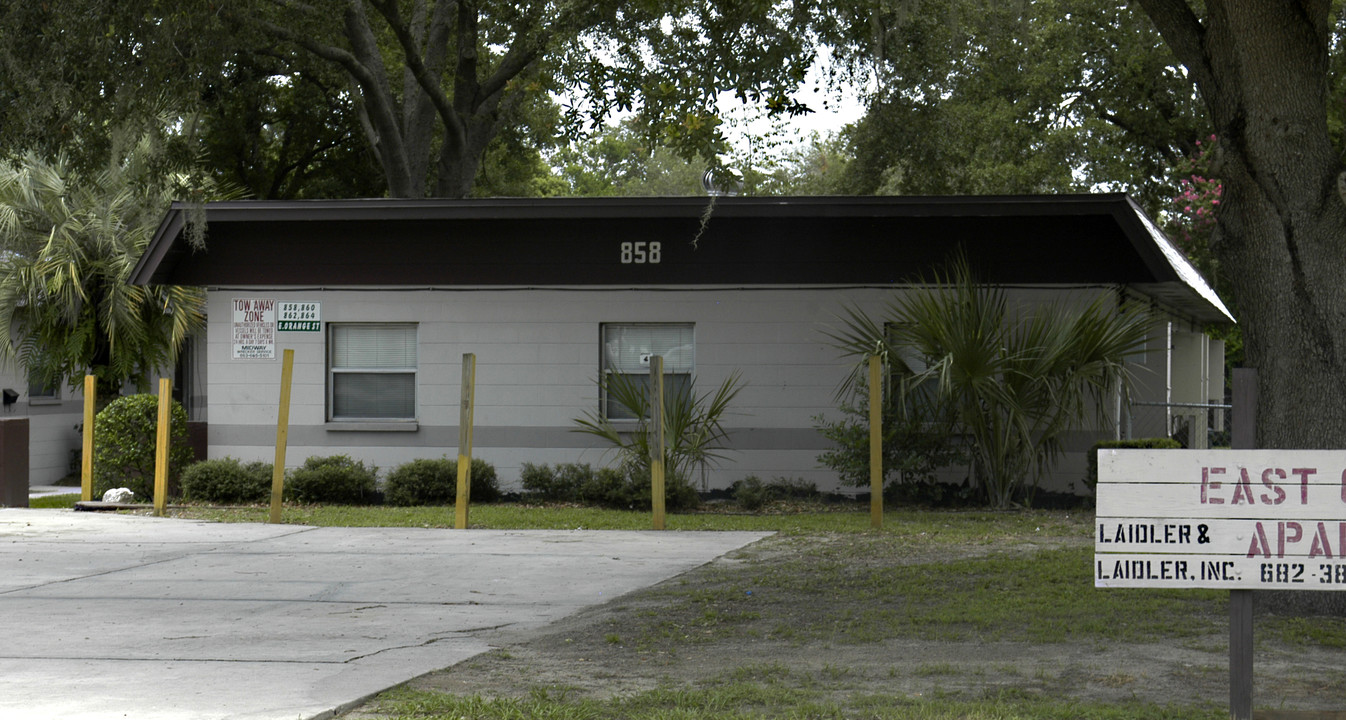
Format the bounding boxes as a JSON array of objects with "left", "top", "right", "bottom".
[{"left": 0, "top": 509, "right": 769, "bottom": 720}]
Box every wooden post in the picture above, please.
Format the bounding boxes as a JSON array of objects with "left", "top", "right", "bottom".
[
  {"left": 1230, "top": 367, "right": 1257, "bottom": 720},
  {"left": 269, "top": 349, "right": 295, "bottom": 524},
  {"left": 454, "top": 353, "right": 476, "bottom": 530},
  {"left": 81, "top": 375, "right": 95, "bottom": 502},
  {"left": 869, "top": 355, "right": 883, "bottom": 528},
  {"left": 650, "top": 355, "right": 666, "bottom": 531},
  {"left": 153, "top": 378, "right": 172, "bottom": 517}
]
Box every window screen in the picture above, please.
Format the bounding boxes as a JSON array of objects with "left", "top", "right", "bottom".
[
  {"left": 329, "top": 324, "right": 417, "bottom": 420},
  {"left": 601, "top": 323, "right": 693, "bottom": 420}
]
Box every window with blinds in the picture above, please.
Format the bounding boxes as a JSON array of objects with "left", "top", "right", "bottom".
[
  {"left": 328, "top": 323, "right": 417, "bottom": 420},
  {"left": 601, "top": 323, "right": 693, "bottom": 420}
]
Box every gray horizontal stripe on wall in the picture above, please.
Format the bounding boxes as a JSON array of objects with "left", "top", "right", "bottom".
[
  {"left": 208, "top": 424, "right": 828, "bottom": 451},
  {"left": 16, "top": 402, "right": 83, "bottom": 417}
]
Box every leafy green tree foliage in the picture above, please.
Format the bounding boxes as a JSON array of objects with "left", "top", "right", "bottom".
[
  {"left": 0, "top": 1, "right": 230, "bottom": 174},
  {"left": 821, "top": 0, "right": 1208, "bottom": 207},
  {"left": 552, "top": 121, "right": 851, "bottom": 197},
  {"left": 2, "top": 1, "right": 819, "bottom": 199},
  {"left": 0, "top": 136, "right": 225, "bottom": 393},
  {"left": 551, "top": 122, "right": 708, "bottom": 196},
  {"left": 195, "top": 48, "right": 388, "bottom": 199},
  {"left": 827, "top": 258, "right": 1151, "bottom": 507}
]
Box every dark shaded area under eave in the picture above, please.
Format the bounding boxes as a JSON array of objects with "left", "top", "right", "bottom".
[
  {"left": 157, "top": 214, "right": 1150, "bottom": 287},
  {"left": 134, "top": 195, "right": 1170, "bottom": 289}
]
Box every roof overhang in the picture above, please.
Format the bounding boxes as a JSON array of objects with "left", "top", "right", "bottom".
[{"left": 132, "top": 194, "right": 1234, "bottom": 324}]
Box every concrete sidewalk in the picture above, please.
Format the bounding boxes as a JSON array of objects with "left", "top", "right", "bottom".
[{"left": 0, "top": 509, "right": 770, "bottom": 720}]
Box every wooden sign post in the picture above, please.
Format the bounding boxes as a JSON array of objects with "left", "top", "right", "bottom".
[
  {"left": 152, "top": 378, "right": 172, "bottom": 517},
  {"left": 81, "top": 375, "right": 95, "bottom": 502},
  {"left": 868, "top": 355, "right": 882, "bottom": 528},
  {"left": 454, "top": 353, "right": 476, "bottom": 530},
  {"left": 269, "top": 349, "right": 295, "bottom": 524},
  {"left": 650, "top": 355, "right": 666, "bottom": 531}
]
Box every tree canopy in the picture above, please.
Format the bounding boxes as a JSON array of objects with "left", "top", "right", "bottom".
[
  {"left": 1, "top": 0, "right": 823, "bottom": 199},
  {"left": 0, "top": 134, "right": 229, "bottom": 394},
  {"left": 817, "top": 0, "right": 1208, "bottom": 208}
]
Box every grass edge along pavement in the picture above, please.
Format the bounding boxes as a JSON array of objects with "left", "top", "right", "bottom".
[{"left": 27, "top": 499, "right": 1346, "bottom": 717}]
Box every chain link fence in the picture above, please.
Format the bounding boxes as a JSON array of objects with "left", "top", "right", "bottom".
[{"left": 1123, "top": 401, "right": 1231, "bottom": 448}]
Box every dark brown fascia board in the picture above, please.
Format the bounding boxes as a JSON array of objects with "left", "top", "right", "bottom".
[
  {"left": 1117, "top": 196, "right": 1234, "bottom": 323},
  {"left": 131, "top": 207, "right": 186, "bottom": 286},
  {"left": 132, "top": 192, "right": 1151, "bottom": 287}
]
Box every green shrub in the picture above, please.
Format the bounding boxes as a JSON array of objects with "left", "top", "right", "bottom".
[
  {"left": 732, "top": 475, "right": 769, "bottom": 511},
  {"left": 1084, "top": 438, "right": 1183, "bottom": 492},
  {"left": 520, "top": 462, "right": 594, "bottom": 501},
  {"left": 521, "top": 462, "right": 698, "bottom": 511},
  {"left": 384, "top": 457, "right": 500, "bottom": 506},
  {"left": 93, "top": 394, "right": 194, "bottom": 501},
  {"left": 286, "top": 455, "right": 378, "bottom": 504},
  {"left": 732, "top": 476, "right": 820, "bottom": 511},
  {"left": 180, "top": 458, "right": 272, "bottom": 504}
]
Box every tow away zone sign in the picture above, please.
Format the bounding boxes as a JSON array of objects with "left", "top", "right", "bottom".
[{"left": 1095, "top": 449, "right": 1346, "bottom": 591}]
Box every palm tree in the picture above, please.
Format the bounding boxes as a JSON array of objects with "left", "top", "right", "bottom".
[
  {"left": 829, "top": 257, "right": 1152, "bottom": 508},
  {"left": 0, "top": 139, "right": 223, "bottom": 395}
]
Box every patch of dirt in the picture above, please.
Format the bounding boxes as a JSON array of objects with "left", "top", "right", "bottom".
[{"left": 341, "top": 530, "right": 1346, "bottom": 715}]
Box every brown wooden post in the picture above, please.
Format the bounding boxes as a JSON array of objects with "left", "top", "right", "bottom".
[
  {"left": 81, "top": 375, "right": 95, "bottom": 502},
  {"left": 868, "top": 355, "right": 883, "bottom": 528},
  {"left": 454, "top": 353, "right": 476, "bottom": 530},
  {"left": 269, "top": 349, "right": 295, "bottom": 524},
  {"left": 1230, "top": 367, "right": 1257, "bottom": 720},
  {"left": 153, "top": 378, "right": 172, "bottom": 517},
  {"left": 650, "top": 355, "right": 666, "bottom": 530}
]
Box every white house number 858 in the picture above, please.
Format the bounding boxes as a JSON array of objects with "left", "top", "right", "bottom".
[{"left": 620, "top": 241, "right": 661, "bottom": 264}]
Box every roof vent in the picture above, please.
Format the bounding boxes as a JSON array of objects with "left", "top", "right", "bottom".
[{"left": 702, "top": 167, "right": 743, "bottom": 197}]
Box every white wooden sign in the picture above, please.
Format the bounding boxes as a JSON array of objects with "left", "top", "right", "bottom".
[
  {"left": 1096, "top": 449, "right": 1346, "bottom": 590},
  {"left": 232, "top": 297, "right": 276, "bottom": 359},
  {"left": 277, "top": 302, "right": 320, "bottom": 332}
]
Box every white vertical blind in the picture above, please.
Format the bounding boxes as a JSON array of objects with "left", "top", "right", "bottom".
[
  {"left": 603, "top": 324, "right": 694, "bottom": 375},
  {"left": 332, "top": 325, "right": 417, "bottom": 368},
  {"left": 601, "top": 323, "right": 694, "bottom": 420}
]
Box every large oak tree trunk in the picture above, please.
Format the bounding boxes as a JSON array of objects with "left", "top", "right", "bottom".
[{"left": 1137, "top": 0, "right": 1346, "bottom": 450}]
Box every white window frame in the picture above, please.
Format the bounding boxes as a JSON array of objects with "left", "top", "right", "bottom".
[
  {"left": 327, "top": 323, "right": 418, "bottom": 422},
  {"left": 600, "top": 323, "right": 694, "bottom": 421}
]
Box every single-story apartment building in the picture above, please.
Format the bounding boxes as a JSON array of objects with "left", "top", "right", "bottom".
[{"left": 130, "top": 194, "right": 1233, "bottom": 495}]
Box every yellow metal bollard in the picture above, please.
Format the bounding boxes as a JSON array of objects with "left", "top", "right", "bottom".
[
  {"left": 153, "top": 378, "right": 172, "bottom": 517},
  {"left": 650, "top": 356, "right": 666, "bottom": 531},
  {"left": 81, "top": 375, "right": 95, "bottom": 502},
  {"left": 269, "top": 349, "right": 295, "bottom": 524},
  {"left": 868, "top": 355, "right": 882, "bottom": 529},
  {"left": 455, "top": 353, "right": 476, "bottom": 530}
]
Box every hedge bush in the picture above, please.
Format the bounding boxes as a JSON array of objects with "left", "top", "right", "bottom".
[
  {"left": 384, "top": 457, "right": 500, "bottom": 506},
  {"left": 1084, "top": 438, "right": 1183, "bottom": 492},
  {"left": 93, "top": 394, "right": 194, "bottom": 501},
  {"left": 180, "top": 458, "right": 274, "bottom": 504},
  {"left": 520, "top": 462, "right": 699, "bottom": 511},
  {"left": 285, "top": 455, "right": 378, "bottom": 504},
  {"left": 731, "top": 476, "right": 819, "bottom": 511}
]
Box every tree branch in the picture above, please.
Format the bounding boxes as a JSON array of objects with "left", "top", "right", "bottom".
[
  {"left": 367, "top": 0, "right": 466, "bottom": 146},
  {"left": 1132, "top": 0, "right": 1216, "bottom": 95}
]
